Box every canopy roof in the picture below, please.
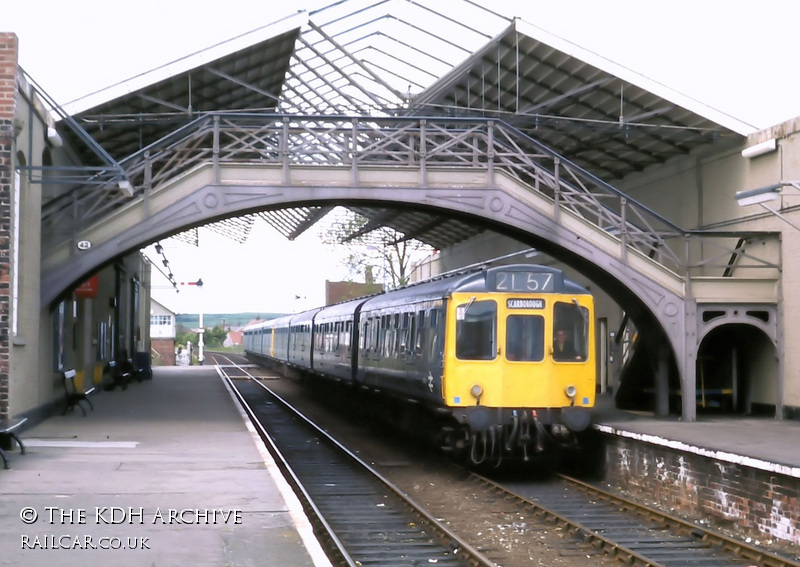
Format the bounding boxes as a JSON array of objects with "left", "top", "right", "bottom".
[{"left": 56, "top": 0, "right": 750, "bottom": 252}]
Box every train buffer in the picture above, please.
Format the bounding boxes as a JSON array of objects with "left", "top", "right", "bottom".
[{"left": 0, "top": 417, "right": 27, "bottom": 469}]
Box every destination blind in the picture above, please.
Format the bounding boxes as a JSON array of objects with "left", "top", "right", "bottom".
[{"left": 506, "top": 298, "right": 545, "bottom": 309}]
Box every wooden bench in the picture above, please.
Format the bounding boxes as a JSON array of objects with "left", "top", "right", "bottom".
[
  {"left": 63, "top": 369, "right": 96, "bottom": 416},
  {"left": 0, "top": 417, "right": 27, "bottom": 469}
]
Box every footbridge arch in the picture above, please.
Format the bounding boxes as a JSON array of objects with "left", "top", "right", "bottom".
[{"left": 41, "top": 114, "right": 781, "bottom": 421}]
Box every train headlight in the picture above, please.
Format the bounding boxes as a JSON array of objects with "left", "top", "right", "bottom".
[
  {"left": 565, "top": 385, "right": 577, "bottom": 400},
  {"left": 470, "top": 384, "right": 483, "bottom": 400}
]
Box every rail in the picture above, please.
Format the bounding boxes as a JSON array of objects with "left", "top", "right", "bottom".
[
  {"left": 42, "top": 113, "right": 780, "bottom": 281},
  {"left": 472, "top": 471, "right": 800, "bottom": 567},
  {"left": 217, "top": 359, "right": 496, "bottom": 567}
]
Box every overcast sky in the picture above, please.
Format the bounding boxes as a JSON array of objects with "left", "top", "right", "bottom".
[{"left": 6, "top": 0, "right": 800, "bottom": 315}]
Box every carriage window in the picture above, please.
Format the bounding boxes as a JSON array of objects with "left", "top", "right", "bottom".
[
  {"left": 506, "top": 315, "right": 544, "bottom": 361},
  {"left": 315, "top": 324, "right": 323, "bottom": 350},
  {"left": 553, "top": 301, "right": 589, "bottom": 362},
  {"left": 407, "top": 314, "right": 415, "bottom": 356},
  {"left": 415, "top": 311, "right": 425, "bottom": 356},
  {"left": 429, "top": 330, "right": 440, "bottom": 360},
  {"left": 455, "top": 300, "right": 497, "bottom": 360}
]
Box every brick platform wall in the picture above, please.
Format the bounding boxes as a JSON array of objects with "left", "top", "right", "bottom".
[
  {"left": 600, "top": 432, "right": 800, "bottom": 553},
  {"left": 152, "top": 338, "right": 175, "bottom": 366},
  {"left": 0, "top": 34, "right": 17, "bottom": 421}
]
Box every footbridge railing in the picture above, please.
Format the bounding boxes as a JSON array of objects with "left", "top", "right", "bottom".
[{"left": 42, "top": 114, "right": 780, "bottom": 287}]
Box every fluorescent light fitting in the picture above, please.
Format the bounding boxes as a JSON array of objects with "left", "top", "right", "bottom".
[
  {"left": 735, "top": 184, "right": 782, "bottom": 206},
  {"left": 46, "top": 127, "right": 63, "bottom": 147},
  {"left": 741, "top": 138, "right": 776, "bottom": 159},
  {"left": 118, "top": 179, "right": 135, "bottom": 196}
]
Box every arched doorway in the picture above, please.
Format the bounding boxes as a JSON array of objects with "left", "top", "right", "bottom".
[{"left": 697, "top": 323, "right": 777, "bottom": 416}]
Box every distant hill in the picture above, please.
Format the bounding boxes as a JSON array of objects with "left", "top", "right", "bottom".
[{"left": 176, "top": 312, "right": 284, "bottom": 329}]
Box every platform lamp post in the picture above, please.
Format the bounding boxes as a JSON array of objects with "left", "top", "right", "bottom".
[
  {"left": 735, "top": 181, "right": 800, "bottom": 231},
  {"left": 178, "top": 279, "right": 204, "bottom": 364}
]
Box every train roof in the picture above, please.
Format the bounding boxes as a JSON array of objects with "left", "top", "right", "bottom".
[
  {"left": 361, "top": 264, "right": 589, "bottom": 311},
  {"left": 314, "top": 296, "right": 370, "bottom": 320},
  {"left": 249, "top": 265, "right": 591, "bottom": 330}
]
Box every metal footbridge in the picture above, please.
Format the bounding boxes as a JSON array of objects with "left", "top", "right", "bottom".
[{"left": 41, "top": 114, "right": 780, "bottom": 421}]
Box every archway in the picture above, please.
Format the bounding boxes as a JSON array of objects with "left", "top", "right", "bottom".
[{"left": 697, "top": 323, "right": 777, "bottom": 416}]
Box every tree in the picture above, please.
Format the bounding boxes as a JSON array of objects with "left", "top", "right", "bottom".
[
  {"left": 176, "top": 327, "right": 198, "bottom": 349},
  {"left": 320, "top": 208, "right": 434, "bottom": 289},
  {"left": 203, "top": 325, "right": 228, "bottom": 348}
]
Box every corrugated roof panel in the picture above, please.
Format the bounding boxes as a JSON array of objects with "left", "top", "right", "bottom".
[{"left": 48, "top": 1, "right": 754, "bottom": 251}]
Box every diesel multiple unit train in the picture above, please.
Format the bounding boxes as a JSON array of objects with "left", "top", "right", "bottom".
[{"left": 244, "top": 264, "right": 596, "bottom": 466}]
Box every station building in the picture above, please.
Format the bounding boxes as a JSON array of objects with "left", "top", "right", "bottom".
[{"left": 1, "top": 33, "right": 152, "bottom": 422}]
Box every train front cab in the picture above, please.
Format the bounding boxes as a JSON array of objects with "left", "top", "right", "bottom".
[{"left": 443, "top": 286, "right": 595, "bottom": 462}]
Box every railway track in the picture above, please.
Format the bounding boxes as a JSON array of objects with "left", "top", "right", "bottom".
[
  {"left": 211, "top": 353, "right": 496, "bottom": 567},
  {"left": 208, "top": 352, "right": 800, "bottom": 567},
  {"left": 488, "top": 473, "right": 800, "bottom": 567}
]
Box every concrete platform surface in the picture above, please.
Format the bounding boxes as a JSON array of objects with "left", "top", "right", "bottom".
[
  {"left": 0, "top": 367, "right": 331, "bottom": 567},
  {"left": 593, "top": 394, "right": 800, "bottom": 478}
]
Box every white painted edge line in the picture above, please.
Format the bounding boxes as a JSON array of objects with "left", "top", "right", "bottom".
[
  {"left": 23, "top": 440, "right": 139, "bottom": 448},
  {"left": 217, "top": 368, "right": 333, "bottom": 567},
  {"left": 596, "top": 424, "right": 800, "bottom": 479}
]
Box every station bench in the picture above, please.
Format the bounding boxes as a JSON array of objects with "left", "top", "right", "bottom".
[
  {"left": 104, "top": 360, "right": 131, "bottom": 391},
  {"left": 0, "top": 417, "right": 27, "bottom": 469},
  {"left": 63, "top": 369, "right": 95, "bottom": 416}
]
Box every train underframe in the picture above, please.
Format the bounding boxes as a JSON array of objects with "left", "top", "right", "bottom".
[
  {"left": 443, "top": 405, "right": 593, "bottom": 468},
  {"left": 338, "top": 383, "right": 595, "bottom": 469}
]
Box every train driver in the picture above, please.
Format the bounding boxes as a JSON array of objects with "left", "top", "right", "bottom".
[{"left": 553, "top": 329, "right": 582, "bottom": 361}]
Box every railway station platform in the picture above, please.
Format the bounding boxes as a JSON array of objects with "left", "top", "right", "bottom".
[
  {"left": 592, "top": 394, "right": 800, "bottom": 553},
  {"left": 0, "top": 367, "right": 331, "bottom": 567},
  {"left": 3, "top": 368, "right": 799, "bottom": 563},
  {"left": 593, "top": 394, "right": 800, "bottom": 476}
]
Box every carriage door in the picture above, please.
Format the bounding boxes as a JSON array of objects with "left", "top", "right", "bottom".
[{"left": 503, "top": 300, "right": 546, "bottom": 407}]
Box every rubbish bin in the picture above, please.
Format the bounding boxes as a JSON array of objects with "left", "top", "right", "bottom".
[{"left": 134, "top": 352, "right": 153, "bottom": 380}]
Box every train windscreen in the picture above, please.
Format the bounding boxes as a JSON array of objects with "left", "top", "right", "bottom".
[
  {"left": 456, "top": 300, "right": 497, "bottom": 360},
  {"left": 553, "top": 301, "right": 589, "bottom": 361},
  {"left": 506, "top": 315, "right": 544, "bottom": 361}
]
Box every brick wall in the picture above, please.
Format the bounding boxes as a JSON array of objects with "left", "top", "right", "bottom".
[
  {"left": 600, "top": 433, "right": 800, "bottom": 554},
  {"left": 0, "top": 33, "right": 17, "bottom": 421},
  {"left": 152, "top": 338, "right": 175, "bottom": 366}
]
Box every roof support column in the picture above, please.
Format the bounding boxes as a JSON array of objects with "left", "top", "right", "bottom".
[
  {"left": 144, "top": 150, "right": 152, "bottom": 217},
  {"left": 681, "top": 299, "right": 698, "bottom": 422},
  {"left": 620, "top": 197, "right": 628, "bottom": 261},
  {"left": 281, "top": 117, "right": 290, "bottom": 185},
  {"left": 420, "top": 119, "right": 427, "bottom": 186},
  {"left": 487, "top": 121, "right": 494, "bottom": 188},
  {"left": 553, "top": 157, "right": 560, "bottom": 224},
  {"left": 776, "top": 239, "right": 785, "bottom": 419},
  {"left": 351, "top": 118, "right": 358, "bottom": 187},
  {"left": 213, "top": 116, "right": 220, "bottom": 184},
  {"left": 654, "top": 340, "right": 670, "bottom": 417}
]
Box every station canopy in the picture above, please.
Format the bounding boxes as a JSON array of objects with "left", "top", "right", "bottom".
[{"left": 57, "top": 0, "right": 753, "bottom": 250}]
